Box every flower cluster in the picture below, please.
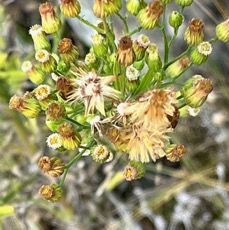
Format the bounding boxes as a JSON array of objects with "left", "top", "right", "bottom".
[{"left": 9, "top": 0, "right": 228, "bottom": 201}]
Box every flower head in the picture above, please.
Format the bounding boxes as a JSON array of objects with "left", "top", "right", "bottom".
[
  {"left": 46, "top": 133, "right": 63, "bottom": 149},
  {"left": 60, "top": 0, "right": 81, "bottom": 18},
  {"left": 92, "top": 144, "right": 110, "bottom": 163},
  {"left": 184, "top": 18, "right": 204, "bottom": 45},
  {"left": 166, "top": 55, "right": 190, "bottom": 78},
  {"left": 21, "top": 61, "right": 46, "bottom": 84},
  {"left": 39, "top": 2, "right": 61, "bottom": 34},
  {"left": 123, "top": 161, "right": 145, "bottom": 181},
  {"left": 117, "top": 36, "right": 135, "bottom": 67},
  {"left": 9, "top": 93, "right": 41, "bottom": 118},
  {"left": 181, "top": 75, "right": 213, "bottom": 108},
  {"left": 58, "top": 38, "right": 79, "bottom": 64},
  {"left": 166, "top": 144, "right": 186, "bottom": 162},
  {"left": 191, "top": 41, "right": 212, "bottom": 65},
  {"left": 56, "top": 76, "right": 74, "bottom": 100},
  {"left": 215, "top": 18, "right": 229, "bottom": 42},
  {"left": 137, "top": 1, "right": 163, "bottom": 29},
  {"left": 38, "top": 156, "right": 65, "bottom": 177},
  {"left": 29, "top": 24, "right": 51, "bottom": 51},
  {"left": 39, "top": 184, "right": 63, "bottom": 202},
  {"left": 35, "top": 50, "right": 57, "bottom": 73},
  {"left": 68, "top": 69, "right": 121, "bottom": 116},
  {"left": 133, "top": 34, "right": 150, "bottom": 61},
  {"left": 58, "top": 122, "right": 81, "bottom": 150}
]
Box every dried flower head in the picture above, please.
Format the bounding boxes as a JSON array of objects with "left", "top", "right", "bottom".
[
  {"left": 56, "top": 76, "right": 74, "bottom": 100},
  {"left": 184, "top": 18, "right": 204, "bottom": 45},
  {"left": 38, "top": 156, "right": 65, "bottom": 177},
  {"left": 166, "top": 55, "right": 190, "bottom": 78},
  {"left": 166, "top": 144, "right": 186, "bottom": 162},
  {"left": 39, "top": 184, "right": 63, "bottom": 202},
  {"left": 67, "top": 68, "right": 121, "bottom": 115},
  {"left": 117, "top": 36, "right": 135, "bottom": 67},
  {"left": 58, "top": 38, "right": 79, "bottom": 64}
]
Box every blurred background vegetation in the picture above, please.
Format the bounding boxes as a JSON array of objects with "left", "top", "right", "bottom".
[{"left": 0, "top": 0, "right": 229, "bottom": 229}]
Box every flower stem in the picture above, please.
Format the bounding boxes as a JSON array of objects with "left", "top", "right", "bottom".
[
  {"left": 159, "top": 5, "right": 169, "bottom": 65},
  {"left": 59, "top": 140, "right": 95, "bottom": 186},
  {"left": 66, "top": 117, "right": 90, "bottom": 128},
  {"left": 102, "top": 18, "right": 117, "bottom": 53},
  {"left": 116, "top": 13, "right": 129, "bottom": 34},
  {"left": 128, "top": 26, "right": 142, "bottom": 36},
  {"left": 76, "top": 15, "right": 104, "bottom": 34}
]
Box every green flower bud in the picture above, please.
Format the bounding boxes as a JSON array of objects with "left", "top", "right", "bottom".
[
  {"left": 21, "top": 61, "right": 46, "bottom": 84},
  {"left": 215, "top": 18, "right": 229, "bottom": 42},
  {"left": 39, "top": 2, "right": 61, "bottom": 34},
  {"left": 35, "top": 50, "right": 57, "bottom": 73},
  {"left": 181, "top": 75, "right": 213, "bottom": 108},
  {"left": 190, "top": 41, "right": 212, "bottom": 65},
  {"left": 126, "top": 0, "right": 143, "bottom": 16},
  {"left": 92, "top": 34, "right": 108, "bottom": 57},
  {"left": 133, "top": 59, "right": 145, "bottom": 70},
  {"left": 145, "top": 43, "right": 162, "bottom": 71},
  {"left": 169, "top": 11, "right": 183, "bottom": 29},
  {"left": 58, "top": 122, "right": 81, "bottom": 150},
  {"left": 184, "top": 18, "right": 204, "bottom": 45},
  {"left": 137, "top": 1, "right": 163, "bottom": 29},
  {"left": 9, "top": 93, "right": 41, "bottom": 118},
  {"left": 57, "top": 60, "right": 71, "bottom": 73},
  {"left": 29, "top": 24, "right": 51, "bottom": 51},
  {"left": 60, "top": 0, "right": 81, "bottom": 18},
  {"left": 160, "top": 0, "right": 173, "bottom": 4},
  {"left": 133, "top": 34, "right": 150, "bottom": 61},
  {"left": 176, "top": 0, "right": 193, "bottom": 7}
]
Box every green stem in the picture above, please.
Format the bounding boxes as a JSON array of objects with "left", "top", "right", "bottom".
[
  {"left": 66, "top": 117, "right": 90, "bottom": 128},
  {"left": 128, "top": 26, "right": 142, "bottom": 36},
  {"left": 102, "top": 18, "right": 117, "bottom": 53},
  {"left": 160, "top": 5, "right": 169, "bottom": 65},
  {"left": 168, "top": 28, "right": 178, "bottom": 48},
  {"left": 116, "top": 13, "right": 129, "bottom": 34},
  {"left": 76, "top": 15, "right": 104, "bottom": 33},
  {"left": 59, "top": 140, "right": 95, "bottom": 186},
  {"left": 59, "top": 151, "right": 85, "bottom": 186},
  {"left": 209, "top": 36, "right": 218, "bottom": 44},
  {"left": 163, "top": 46, "right": 192, "bottom": 70}
]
